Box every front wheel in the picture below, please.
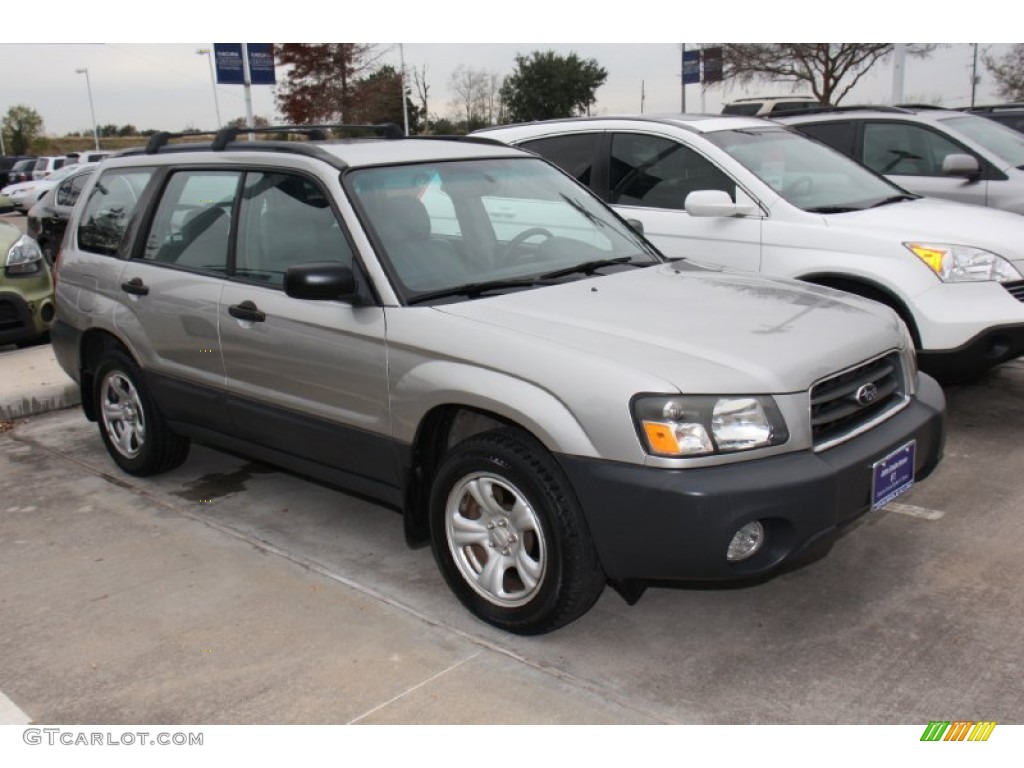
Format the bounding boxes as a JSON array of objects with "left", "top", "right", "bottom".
[
  {"left": 429, "top": 428, "right": 605, "bottom": 634},
  {"left": 93, "top": 349, "right": 190, "bottom": 476}
]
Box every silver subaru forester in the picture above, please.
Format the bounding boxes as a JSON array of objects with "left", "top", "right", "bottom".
[{"left": 51, "top": 126, "right": 946, "bottom": 634}]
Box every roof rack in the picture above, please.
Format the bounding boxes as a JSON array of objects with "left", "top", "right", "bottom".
[
  {"left": 772, "top": 104, "right": 916, "bottom": 119},
  {"left": 408, "top": 134, "right": 507, "bottom": 147},
  {"left": 967, "top": 103, "right": 1024, "bottom": 112},
  {"left": 143, "top": 123, "right": 405, "bottom": 154}
]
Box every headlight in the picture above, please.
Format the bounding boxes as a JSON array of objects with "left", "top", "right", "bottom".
[
  {"left": 633, "top": 394, "right": 789, "bottom": 457},
  {"left": 6, "top": 235, "right": 44, "bottom": 275},
  {"left": 906, "top": 242, "right": 1022, "bottom": 283}
]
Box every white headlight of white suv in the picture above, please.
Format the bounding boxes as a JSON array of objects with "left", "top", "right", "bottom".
[
  {"left": 633, "top": 395, "right": 789, "bottom": 457},
  {"left": 906, "top": 242, "right": 1023, "bottom": 283}
]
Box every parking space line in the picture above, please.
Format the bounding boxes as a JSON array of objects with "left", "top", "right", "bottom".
[
  {"left": 0, "top": 690, "right": 31, "bottom": 725},
  {"left": 346, "top": 651, "right": 483, "bottom": 724},
  {"left": 886, "top": 502, "right": 945, "bottom": 520}
]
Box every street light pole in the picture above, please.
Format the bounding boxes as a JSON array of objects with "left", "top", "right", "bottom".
[
  {"left": 75, "top": 68, "right": 100, "bottom": 151},
  {"left": 197, "top": 48, "right": 223, "bottom": 127}
]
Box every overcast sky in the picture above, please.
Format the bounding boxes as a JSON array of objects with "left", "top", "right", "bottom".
[{"left": 1, "top": 7, "right": 1012, "bottom": 137}]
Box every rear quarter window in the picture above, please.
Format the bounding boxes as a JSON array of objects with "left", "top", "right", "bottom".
[{"left": 77, "top": 169, "right": 155, "bottom": 256}]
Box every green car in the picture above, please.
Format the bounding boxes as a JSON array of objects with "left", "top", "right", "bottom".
[{"left": 0, "top": 220, "right": 54, "bottom": 347}]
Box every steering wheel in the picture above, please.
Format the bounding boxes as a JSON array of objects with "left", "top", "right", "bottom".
[
  {"left": 502, "top": 228, "right": 553, "bottom": 261},
  {"left": 785, "top": 176, "right": 814, "bottom": 198}
]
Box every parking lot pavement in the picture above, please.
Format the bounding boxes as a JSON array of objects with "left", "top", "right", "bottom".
[{"left": 1, "top": 363, "right": 1023, "bottom": 725}]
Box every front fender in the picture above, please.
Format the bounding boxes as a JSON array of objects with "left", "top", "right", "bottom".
[{"left": 389, "top": 360, "right": 601, "bottom": 459}]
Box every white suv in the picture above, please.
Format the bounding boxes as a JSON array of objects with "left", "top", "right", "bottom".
[
  {"left": 722, "top": 96, "right": 821, "bottom": 116},
  {"left": 777, "top": 106, "right": 1024, "bottom": 214},
  {"left": 477, "top": 115, "right": 1024, "bottom": 382}
]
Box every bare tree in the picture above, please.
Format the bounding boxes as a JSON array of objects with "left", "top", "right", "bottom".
[
  {"left": 721, "top": 44, "right": 935, "bottom": 105},
  {"left": 984, "top": 44, "right": 1024, "bottom": 101},
  {"left": 412, "top": 64, "right": 431, "bottom": 133},
  {"left": 448, "top": 65, "right": 498, "bottom": 131}
]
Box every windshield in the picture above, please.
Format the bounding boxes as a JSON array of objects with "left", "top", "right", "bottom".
[
  {"left": 706, "top": 127, "right": 907, "bottom": 212},
  {"left": 939, "top": 114, "right": 1024, "bottom": 168},
  {"left": 347, "top": 157, "right": 661, "bottom": 302}
]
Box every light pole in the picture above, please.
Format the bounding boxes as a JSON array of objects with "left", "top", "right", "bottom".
[
  {"left": 196, "top": 48, "right": 223, "bottom": 128},
  {"left": 75, "top": 67, "right": 100, "bottom": 151}
]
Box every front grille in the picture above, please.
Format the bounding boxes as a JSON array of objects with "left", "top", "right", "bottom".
[
  {"left": 1003, "top": 280, "right": 1024, "bottom": 302},
  {"left": 0, "top": 298, "right": 24, "bottom": 331},
  {"left": 811, "top": 353, "right": 904, "bottom": 448}
]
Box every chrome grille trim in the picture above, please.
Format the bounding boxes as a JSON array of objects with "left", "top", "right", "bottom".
[{"left": 811, "top": 352, "right": 909, "bottom": 451}]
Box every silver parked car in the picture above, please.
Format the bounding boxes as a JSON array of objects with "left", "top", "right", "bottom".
[{"left": 51, "top": 126, "right": 945, "bottom": 634}]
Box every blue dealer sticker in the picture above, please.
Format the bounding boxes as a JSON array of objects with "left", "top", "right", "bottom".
[{"left": 872, "top": 440, "right": 916, "bottom": 510}]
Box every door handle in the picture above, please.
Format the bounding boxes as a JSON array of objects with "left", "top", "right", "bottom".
[
  {"left": 228, "top": 300, "right": 266, "bottom": 323},
  {"left": 120, "top": 277, "right": 149, "bottom": 296}
]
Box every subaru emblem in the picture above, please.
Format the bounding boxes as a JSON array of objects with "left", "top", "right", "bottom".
[{"left": 855, "top": 383, "right": 879, "bottom": 406}]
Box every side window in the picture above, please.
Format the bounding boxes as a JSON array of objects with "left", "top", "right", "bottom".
[
  {"left": 236, "top": 172, "right": 354, "bottom": 288},
  {"left": 56, "top": 173, "right": 90, "bottom": 207},
  {"left": 610, "top": 133, "right": 735, "bottom": 209},
  {"left": 796, "top": 121, "right": 857, "bottom": 156},
  {"left": 142, "top": 171, "right": 240, "bottom": 273},
  {"left": 77, "top": 169, "right": 154, "bottom": 256},
  {"left": 862, "top": 122, "right": 967, "bottom": 176},
  {"left": 520, "top": 133, "right": 600, "bottom": 188}
]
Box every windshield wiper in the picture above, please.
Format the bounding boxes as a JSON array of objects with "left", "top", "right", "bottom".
[
  {"left": 869, "top": 193, "right": 919, "bottom": 208},
  {"left": 804, "top": 205, "right": 863, "bottom": 213},
  {"left": 538, "top": 256, "right": 642, "bottom": 280},
  {"left": 406, "top": 278, "right": 545, "bottom": 305}
]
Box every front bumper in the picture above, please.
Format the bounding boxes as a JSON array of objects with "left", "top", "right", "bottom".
[
  {"left": 0, "top": 282, "right": 54, "bottom": 346},
  {"left": 917, "top": 321, "right": 1024, "bottom": 382},
  {"left": 556, "top": 374, "right": 946, "bottom": 582}
]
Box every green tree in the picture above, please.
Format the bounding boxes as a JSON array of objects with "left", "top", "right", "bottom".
[
  {"left": 352, "top": 65, "right": 421, "bottom": 133},
  {"left": 3, "top": 104, "right": 45, "bottom": 155},
  {"left": 721, "top": 44, "right": 935, "bottom": 105},
  {"left": 500, "top": 51, "right": 607, "bottom": 123},
  {"left": 984, "top": 44, "right": 1024, "bottom": 101}
]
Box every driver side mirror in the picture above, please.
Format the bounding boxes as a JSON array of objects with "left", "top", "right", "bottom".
[
  {"left": 942, "top": 153, "right": 981, "bottom": 179},
  {"left": 684, "top": 190, "right": 755, "bottom": 218}
]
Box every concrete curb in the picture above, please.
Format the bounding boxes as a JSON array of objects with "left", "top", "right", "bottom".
[{"left": 0, "top": 345, "right": 80, "bottom": 421}]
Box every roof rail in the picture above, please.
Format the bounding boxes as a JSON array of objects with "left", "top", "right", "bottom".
[
  {"left": 967, "top": 102, "right": 1024, "bottom": 112},
  {"left": 894, "top": 103, "right": 949, "bottom": 110},
  {"left": 409, "top": 134, "right": 507, "bottom": 147},
  {"left": 772, "top": 104, "right": 915, "bottom": 119},
  {"left": 144, "top": 123, "right": 405, "bottom": 154}
]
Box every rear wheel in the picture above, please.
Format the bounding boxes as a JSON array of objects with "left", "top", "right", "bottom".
[
  {"left": 93, "top": 349, "right": 189, "bottom": 476},
  {"left": 429, "top": 428, "right": 605, "bottom": 634}
]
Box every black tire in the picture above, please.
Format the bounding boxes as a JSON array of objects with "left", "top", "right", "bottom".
[
  {"left": 93, "top": 349, "right": 189, "bottom": 476},
  {"left": 429, "top": 428, "right": 605, "bottom": 635}
]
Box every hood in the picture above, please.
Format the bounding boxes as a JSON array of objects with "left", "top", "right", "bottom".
[
  {"left": 436, "top": 264, "right": 903, "bottom": 394},
  {"left": 0, "top": 221, "right": 21, "bottom": 253},
  {"left": 828, "top": 197, "right": 1024, "bottom": 265}
]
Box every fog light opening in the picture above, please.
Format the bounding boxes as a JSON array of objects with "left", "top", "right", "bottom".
[
  {"left": 40, "top": 300, "right": 55, "bottom": 324},
  {"left": 727, "top": 521, "right": 765, "bottom": 562}
]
